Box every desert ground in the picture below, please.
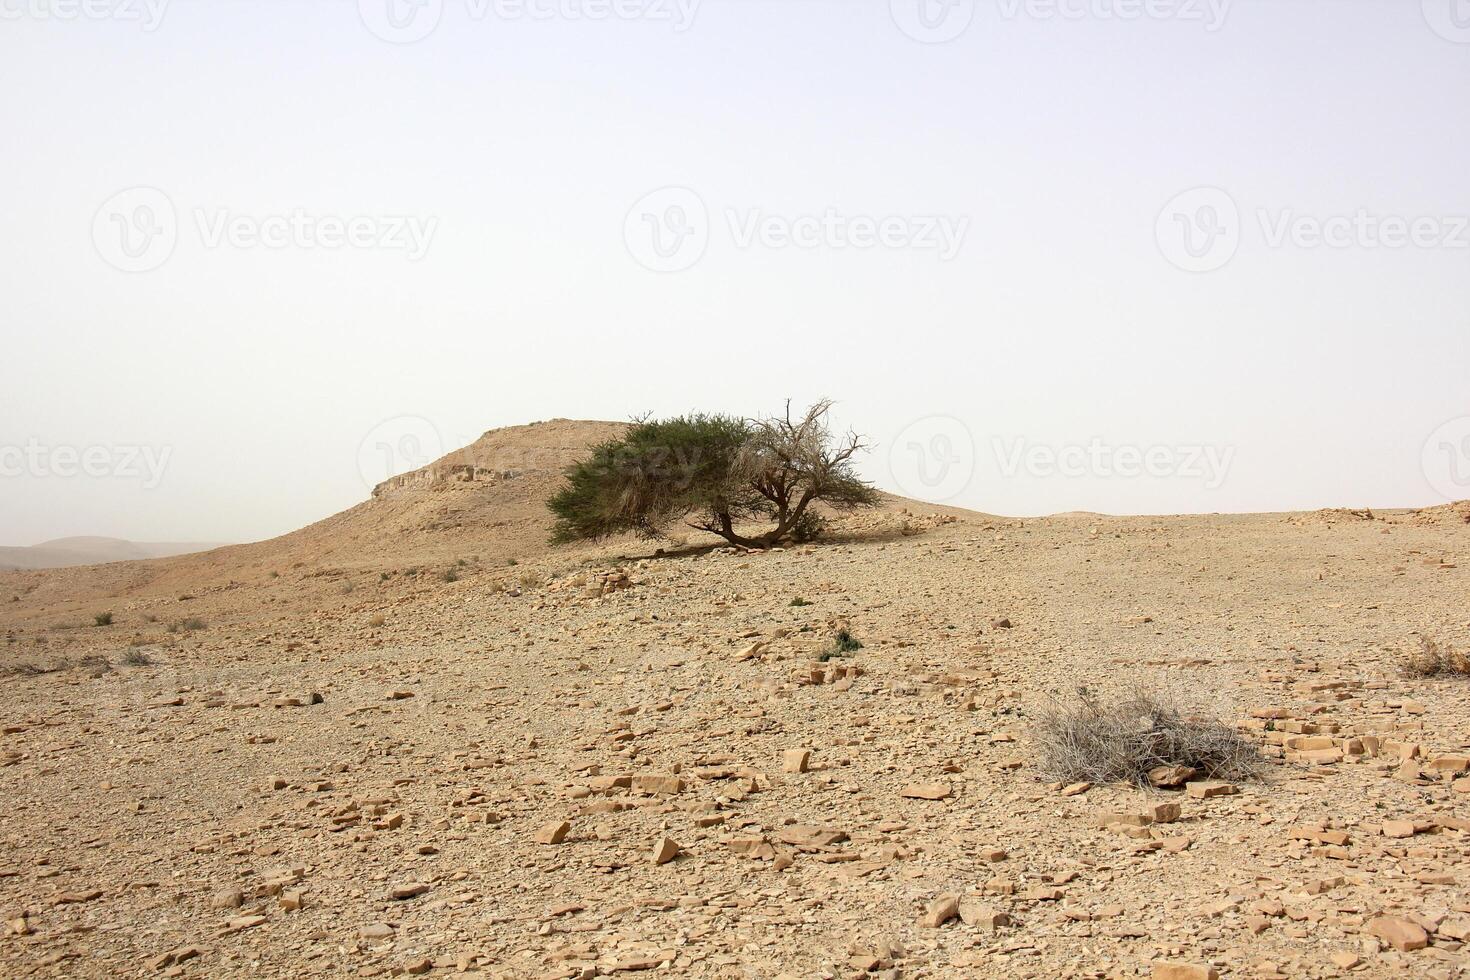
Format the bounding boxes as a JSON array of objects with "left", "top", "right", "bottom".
[{"left": 2, "top": 420, "right": 1468, "bottom": 979}]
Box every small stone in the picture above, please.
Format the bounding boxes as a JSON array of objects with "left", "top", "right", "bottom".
[
  {"left": 1060, "top": 782, "right": 1091, "bottom": 796},
  {"left": 651, "top": 837, "right": 680, "bottom": 865},
  {"left": 1185, "top": 781, "right": 1237, "bottom": 799},
  {"left": 921, "top": 893, "right": 960, "bottom": 927},
  {"left": 1146, "top": 764, "right": 1193, "bottom": 787},
  {"left": 781, "top": 749, "right": 811, "bottom": 773},
  {"left": 1368, "top": 915, "right": 1428, "bottom": 951},
  {"left": 360, "top": 923, "right": 395, "bottom": 939},
  {"left": 1328, "top": 952, "right": 1361, "bottom": 969},
  {"left": 1150, "top": 802, "right": 1182, "bottom": 824},
  {"left": 52, "top": 890, "right": 103, "bottom": 905},
  {"left": 534, "top": 820, "right": 571, "bottom": 845},
  {"left": 224, "top": 915, "right": 266, "bottom": 932},
  {"left": 390, "top": 882, "right": 430, "bottom": 900},
  {"left": 1151, "top": 963, "right": 1218, "bottom": 980},
  {"left": 900, "top": 783, "right": 952, "bottom": 800},
  {"left": 209, "top": 889, "right": 243, "bottom": 910},
  {"left": 958, "top": 899, "right": 1011, "bottom": 929}
]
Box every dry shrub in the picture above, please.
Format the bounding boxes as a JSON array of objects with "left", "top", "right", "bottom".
[
  {"left": 517, "top": 571, "right": 541, "bottom": 590},
  {"left": 120, "top": 649, "right": 153, "bottom": 667},
  {"left": 1, "top": 661, "right": 51, "bottom": 678},
  {"left": 1400, "top": 635, "right": 1470, "bottom": 678},
  {"left": 368, "top": 614, "right": 386, "bottom": 628},
  {"left": 1033, "top": 689, "right": 1261, "bottom": 787}
]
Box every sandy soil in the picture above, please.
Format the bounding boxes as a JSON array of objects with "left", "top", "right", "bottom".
[{"left": 2, "top": 421, "right": 1468, "bottom": 979}]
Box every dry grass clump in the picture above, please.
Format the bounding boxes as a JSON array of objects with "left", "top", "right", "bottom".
[
  {"left": 167, "top": 617, "right": 208, "bottom": 634},
  {"left": 1033, "top": 689, "right": 1261, "bottom": 787},
  {"left": 1399, "top": 635, "right": 1470, "bottom": 678}
]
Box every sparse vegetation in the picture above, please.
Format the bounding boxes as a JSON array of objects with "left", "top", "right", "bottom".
[
  {"left": 441, "top": 567, "right": 461, "bottom": 583},
  {"left": 368, "top": 614, "right": 386, "bottom": 628},
  {"left": 818, "top": 629, "right": 864, "bottom": 661},
  {"left": 1033, "top": 690, "right": 1261, "bottom": 787},
  {"left": 167, "top": 617, "right": 208, "bottom": 633},
  {"left": 517, "top": 571, "right": 541, "bottom": 590},
  {"left": 1, "top": 661, "right": 50, "bottom": 678},
  {"left": 94, "top": 612, "right": 114, "bottom": 627},
  {"left": 120, "top": 649, "right": 153, "bottom": 667},
  {"left": 548, "top": 400, "right": 879, "bottom": 549},
  {"left": 790, "top": 597, "right": 811, "bottom": 607},
  {"left": 1399, "top": 635, "right": 1470, "bottom": 678}
]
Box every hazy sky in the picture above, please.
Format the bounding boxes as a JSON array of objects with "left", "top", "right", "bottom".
[{"left": 2, "top": 0, "right": 1467, "bottom": 546}]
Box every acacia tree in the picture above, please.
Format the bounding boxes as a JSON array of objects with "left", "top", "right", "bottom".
[{"left": 548, "top": 400, "right": 879, "bottom": 549}]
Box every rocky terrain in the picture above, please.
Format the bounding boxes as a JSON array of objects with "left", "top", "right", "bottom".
[{"left": 1, "top": 421, "right": 1468, "bottom": 979}]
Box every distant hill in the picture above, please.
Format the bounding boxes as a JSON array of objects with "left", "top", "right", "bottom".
[{"left": 0, "top": 537, "right": 226, "bottom": 571}]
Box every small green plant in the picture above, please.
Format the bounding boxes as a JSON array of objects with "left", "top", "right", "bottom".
[
  {"left": 506, "top": 557, "right": 519, "bottom": 567},
  {"left": 819, "top": 629, "right": 863, "bottom": 661},
  {"left": 441, "top": 568, "right": 461, "bottom": 583},
  {"left": 789, "top": 597, "right": 811, "bottom": 607},
  {"left": 93, "top": 612, "right": 114, "bottom": 627}
]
